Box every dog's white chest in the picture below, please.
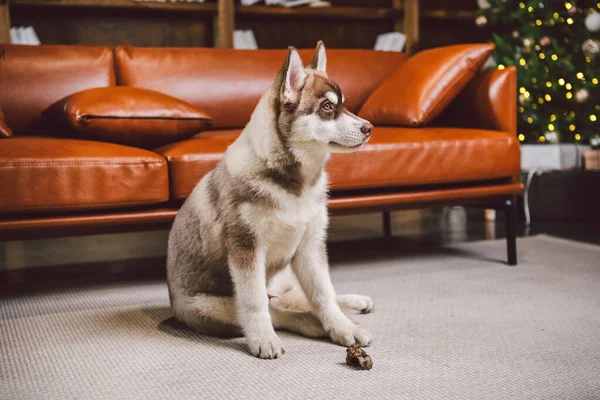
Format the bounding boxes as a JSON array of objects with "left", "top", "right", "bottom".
[{"left": 242, "top": 189, "right": 324, "bottom": 271}]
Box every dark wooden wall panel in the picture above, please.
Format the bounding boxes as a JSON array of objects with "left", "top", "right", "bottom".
[
  {"left": 237, "top": 17, "right": 394, "bottom": 49},
  {"left": 421, "top": 0, "right": 476, "bottom": 10},
  {"left": 420, "top": 18, "right": 490, "bottom": 50},
  {"left": 8, "top": 0, "right": 487, "bottom": 50},
  {"left": 11, "top": 7, "right": 213, "bottom": 47}
]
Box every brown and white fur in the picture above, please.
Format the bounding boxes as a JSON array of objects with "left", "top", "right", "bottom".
[{"left": 167, "top": 41, "right": 374, "bottom": 359}]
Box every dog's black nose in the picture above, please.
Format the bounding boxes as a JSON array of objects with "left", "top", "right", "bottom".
[{"left": 361, "top": 123, "right": 373, "bottom": 137}]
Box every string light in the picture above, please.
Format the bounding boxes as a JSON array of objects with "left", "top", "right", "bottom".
[
  {"left": 519, "top": 58, "right": 526, "bottom": 66},
  {"left": 519, "top": 2, "right": 525, "bottom": 8},
  {"left": 535, "top": 45, "right": 541, "bottom": 51},
  {"left": 586, "top": 57, "right": 591, "bottom": 63},
  {"left": 565, "top": 2, "right": 573, "bottom": 10},
  {"left": 539, "top": 136, "right": 546, "bottom": 143},
  {"left": 566, "top": 83, "right": 573, "bottom": 90},
  {"left": 546, "top": 81, "right": 553, "bottom": 87},
  {"left": 524, "top": 91, "right": 531, "bottom": 99},
  {"left": 551, "top": 54, "right": 558, "bottom": 61},
  {"left": 545, "top": 94, "right": 552, "bottom": 101},
  {"left": 569, "top": 124, "right": 576, "bottom": 131},
  {"left": 519, "top": 107, "right": 525, "bottom": 113},
  {"left": 575, "top": 134, "right": 581, "bottom": 140},
  {"left": 498, "top": 64, "right": 505, "bottom": 70},
  {"left": 520, "top": 87, "right": 527, "bottom": 94},
  {"left": 558, "top": 78, "right": 565, "bottom": 85},
  {"left": 539, "top": 53, "right": 546, "bottom": 60},
  {"left": 548, "top": 124, "right": 555, "bottom": 131},
  {"left": 518, "top": 134, "right": 525, "bottom": 141},
  {"left": 591, "top": 115, "right": 598, "bottom": 122},
  {"left": 553, "top": 12, "right": 560, "bottom": 18},
  {"left": 535, "top": 19, "right": 543, "bottom": 26},
  {"left": 566, "top": 92, "right": 573, "bottom": 99},
  {"left": 567, "top": 18, "right": 574, "bottom": 24},
  {"left": 538, "top": 98, "right": 545, "bottom": 104},
  {"left": 528, "top": 6, "right": 534, "bottom": 12},
  {"left": 576, "top": 72, "right": 584, "bottom": 79},
  {"left": 551, "top": 114, "right": 557, "bottom": 122},
  {"left": 592, "top": 78, "right": 599, "bottom": 84},
  {"left": 532, "top": 77, "right": 538, "bottom": 83},
  {"left": 527, "top": 117, "right": 534, "bottom": 123},
  {"left": 570, "top": 111, "right": 576, "bottom": 117}
]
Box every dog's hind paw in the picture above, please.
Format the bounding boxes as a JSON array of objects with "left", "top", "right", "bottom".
[{"left": 337, "top": 294, "right": 375, "bottom": 314}]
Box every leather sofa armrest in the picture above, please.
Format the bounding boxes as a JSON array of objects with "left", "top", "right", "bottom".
[{"left": 433, "top": 66, "right": 517, "bottom": 135}]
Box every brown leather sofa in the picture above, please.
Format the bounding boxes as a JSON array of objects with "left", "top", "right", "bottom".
[{"left": 0, "top": 44, "right": 523, "bottom": 264}]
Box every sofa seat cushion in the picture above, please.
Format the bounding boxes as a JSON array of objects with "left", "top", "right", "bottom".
[
  {"left": 156, "top": 128, "right": 520, "bottom": 200},
  {"left": 0, "top": 137, "right": 169, "bottom": 212},
  {"left": 156, "top": 130, "right": 239, "bottom": 200},
  {"left": 328, "top": 127, "right": 521, "bottom": 190}
]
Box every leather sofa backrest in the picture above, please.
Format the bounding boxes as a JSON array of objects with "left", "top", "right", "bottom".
[
  {"left": 0, "top": 45, "right": 116, "bottom": 135},
  {"left": 115, "top": 46, "right": 407, "bottom": 129}
]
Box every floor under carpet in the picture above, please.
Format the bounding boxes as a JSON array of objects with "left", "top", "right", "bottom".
[{"left": 1, "top": 234, "right": 600, "bottom": 399}]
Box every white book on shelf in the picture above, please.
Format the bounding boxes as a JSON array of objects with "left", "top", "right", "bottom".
[
  {"left": 234, "top": 30, "right": 247, "bottom": 49},
  {"left": 24, "top": 26, "right": 41, "bottom": 45},
  {"left": 10, "top": 27, "right": 22, "bottom": 45},
  {"left": 282, "top": 0, "right": 317, "bottom": 7},
  {"left": 234, "top": 30, "right": 258, "bottom": 50},
  {"left": 18, "top": 27, "right": 29, "bottom": 44},
  {"left": 244, "top": 30, "right": 258, "bottom": 49},
  {"left": 387, "top": 32, "right": 406, "bottom": 52},
  {"left": 374, "top": 32, "right": 406, "bottom": 52},
  {"left": 240, "top": 0, "right": 262, "bottom": 5}
]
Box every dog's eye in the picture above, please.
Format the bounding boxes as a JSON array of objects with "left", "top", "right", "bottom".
[{"left": 321, "top": 101, "right": 333, "bottom": 112}]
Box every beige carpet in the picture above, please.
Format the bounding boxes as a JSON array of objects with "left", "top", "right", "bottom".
[{"left": 1, "top": 235, "right": 600, "bottom": 399}]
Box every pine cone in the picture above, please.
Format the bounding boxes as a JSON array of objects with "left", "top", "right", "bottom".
[{"left": 345, "top": 346, "right": 373, "bottom": 370}]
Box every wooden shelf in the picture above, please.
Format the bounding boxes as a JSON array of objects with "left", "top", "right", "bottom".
[
  {"left": 2, "top": 0, "right": 420, "bottom": 52},
  {"left": 11, "top": 0, "right": 217, "bottom": 13},
  {"left": 420, "top": 10, "right": 476, "bottom": 20},
  {"left": 236, "top": 5, "right": 399, "bottom": 21}
]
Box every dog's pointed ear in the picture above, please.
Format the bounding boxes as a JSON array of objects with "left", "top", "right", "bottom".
[
  {"left": 309, "top": 40, "right": 327, "bottom": 73},
  {"left": 282, "top": 46, "right": 306, "bottom": 103}
]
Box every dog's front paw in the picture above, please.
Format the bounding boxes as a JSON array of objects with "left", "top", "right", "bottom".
[
  {"left": 326, "top": 320, "right": 372, "bottom": 347},
  {"left": 247, "top": 329, "right": 285, "bottom": 359}
]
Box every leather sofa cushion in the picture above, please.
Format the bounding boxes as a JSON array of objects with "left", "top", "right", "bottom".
[
  {"left": 359, "top": 44, "right": 495, "bottom": 127},
  {"left": 42, "top": 87, "right": 213, "bottom": 149},
  {"left": 0, "top": 137, "right": 169, "bottom": 212},
  {"left": 0, "top": 106, "right": 11, "bottom": 138},
  {"left": 115, "top": 46, "right": 407, "bottom": 129},
  {"left": 155, "top": 127, "right": 520, "bottom": 200},
  {"left": 155, "top": 130, "right": 238, "bottom": 200},
  {"left": 0, "top": 44, "right": 115, "bottom": 136}
]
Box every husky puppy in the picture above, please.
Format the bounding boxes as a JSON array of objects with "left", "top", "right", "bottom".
[{"left": 167, "top": 41, "right": 374, "bottom": 359}]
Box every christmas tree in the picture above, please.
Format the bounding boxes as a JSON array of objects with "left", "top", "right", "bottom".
[{"left": 477, "top": 1, "right": 600, "bottom": 147}]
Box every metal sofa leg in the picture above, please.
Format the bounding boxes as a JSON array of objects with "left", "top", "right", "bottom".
[
  {"left": 504, "top": 198, "right": 518, "bottom": 266},
  {"left": 382, "top": 211, "right": 392, "bottom": 238}
]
